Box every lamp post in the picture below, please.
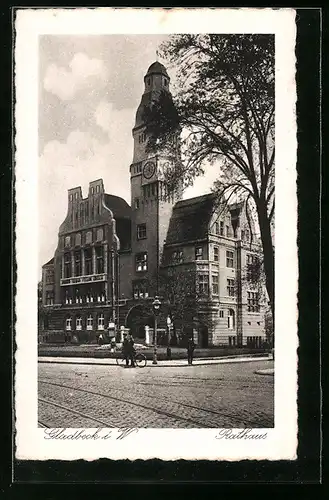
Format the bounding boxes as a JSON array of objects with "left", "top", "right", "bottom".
[
  {"left": 152, "top": 296, "right": 161, "bottom": 365},
  {"left": 166, "top": 315, "right": 172, "bottom": 360}
]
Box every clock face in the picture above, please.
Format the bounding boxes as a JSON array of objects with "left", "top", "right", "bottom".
[{"left": 143, "top": 161, "right": 156, "bottom": 180}]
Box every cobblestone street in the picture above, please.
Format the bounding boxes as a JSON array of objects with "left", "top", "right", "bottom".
[{"left": 38, "top": 360, "right": 274, "bottom": 428}]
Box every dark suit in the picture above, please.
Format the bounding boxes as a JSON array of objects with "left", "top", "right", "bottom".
[{"left": 187, "top": 338, "right": 196, "bottom": 365}]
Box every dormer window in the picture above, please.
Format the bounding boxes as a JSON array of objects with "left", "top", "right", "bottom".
[
  {"left": 147, "top": 77, "right": 151, "bottom": 86},
  {"left": 164, "top": 78, "right": 168, "bottom": 86}
]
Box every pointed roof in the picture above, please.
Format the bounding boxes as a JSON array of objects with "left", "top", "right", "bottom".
[
  {"left": 145, "top": 61, "right": 169, "bottom": 78},
  {"left": 165, "top": 193, "right": 218, "bottom": 245}
]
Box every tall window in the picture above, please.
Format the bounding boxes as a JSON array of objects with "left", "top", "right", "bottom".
[
  {"left": 172, "top": 250, "right": 183, "bottom": 264},
  {"left": 46, "top": 270, "right": 54, "bottom": 284},
  {"left": 64, "top": 236, "right": 71, "bottom": 247},
  {"left": 133, "top": 281, "right": 149, "bottom": 299},
  {"left": 45, "top": 291, "right": 54, "bottom": 305},
  {"left": 84, "top": 248, "right": 92, "bottom": 275},
  {"left": 137, "top": 224, "right": 147, "bottom": 240},
  {"left": 134, "top": 198, "right": 140, "bottom": 209},
  {"left": 219, "top": 310, "right": 224, "bottom": 318},
  {"left": 96, "top": 228, "right": 104, "bottom": 242},
  {"left": 195, "top": 247, "right": 203, "bottom": 261},
  {"left": 97, "top": 313, "right": 105, "bottom": 330},
  {"left": 95, "top": 246, "right": 104, "bottom": 274},
  {"left": 227, "top": 279, "right": 235, "bottom": 296},
  {"left": 226, "top": 250, "right": 234, "bottom": 268},
  {"left": 212, "top": 275, "right": 219, "bottom": 295},
  {"left": 75, "top": 288, "right": 82, "bottom": 304},
  {"left": 214, "top": 246, "right": 219, "bottom": 262},
  {"left": 65, "top": 317, "right": 72, "bottom": 331},
  {"left": 76, "top": 316, "right": 82, "bottom": 331},
  {"left": 64, "top": 253, "right": 71, "bottom": 278},
  {"left": 65, "top": 290, "right": 72, "bottom": 305},
  {"left": 75, "top": 233, "right": 81, "bottom": 246},
  {"left": 214, "top": 222, "right": 219, "bottom": 235},
  {"left": 87, "top": 314, "right": 93, "bottom": 330},
  {"left": 247, "top": 291, "right": 260, "bottom": 312},
  {"left": 198, "top": 274, "right": 209, "bottom": 295},
  {"left": 220, "top": 221, "right": 224, "bottom": 235},
  {"left": 245, "top": 229, "right": 250, "bottom": 241},
  {"left": 226, "top": 225, "right": 230, "bottom": 237},
  {"left": 228, "top": 309, "right": 235, "bottom": 329},
  {"left": 75, "top": 251, "right": 81, "bottom": 276},
  {"left": 136, "top": 253, "right": 148, "bottom": 272},
  {"left": 85, "top": 231, "right": 92, "bottom": 244}
]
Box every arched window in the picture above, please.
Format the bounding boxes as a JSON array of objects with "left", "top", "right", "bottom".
[
  {"left": 76, "top": 316, "right": 82, "bottom": 331},
  {"left": 228, "top": 309, "right": 235, "bottom": 330},
  {"left": 65, "top": 317, "right": 72, "bottom": 331}
]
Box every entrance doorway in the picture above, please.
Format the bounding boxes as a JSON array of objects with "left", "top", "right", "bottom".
[
  {"left": 200, "top": 325, "right": 209, "bottom": 348},
  {"left": 125, "top": 305, "right": 154, "bottom": 341}
]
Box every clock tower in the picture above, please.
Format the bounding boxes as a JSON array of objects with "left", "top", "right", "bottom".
[{"left": 130, "top": 61, "right": 181, "bottom": 299}]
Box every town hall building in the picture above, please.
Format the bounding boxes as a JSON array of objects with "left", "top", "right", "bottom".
[{"left": 39, "top": 61, "right": 267, "bottom": 348}]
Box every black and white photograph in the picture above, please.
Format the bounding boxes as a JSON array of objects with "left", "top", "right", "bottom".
[{"left": 15, "top": 8, "right": 298, "bottom": 461}]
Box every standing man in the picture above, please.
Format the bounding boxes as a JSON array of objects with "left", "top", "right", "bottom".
[
  {"left": 127, "top": 334, "right": 136, "bottom": 367},
  {"left": 187, "top": 336, "right": 196, "bottom": 365},
  {"left": 122, "top": 333, "right": 130, "bottom": 367}
]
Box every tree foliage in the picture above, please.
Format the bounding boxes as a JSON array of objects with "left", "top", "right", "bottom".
[{"left": 144, "top": 34, "right": 275, "bottom": 318}]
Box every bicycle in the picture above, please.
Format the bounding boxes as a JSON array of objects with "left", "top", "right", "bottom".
[{"left": 115, "top": 350, "right": 147, "bottom": 368}]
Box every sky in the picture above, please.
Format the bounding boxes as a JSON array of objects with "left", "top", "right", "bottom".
[{"left": 38, "top": 35, "right": 219, "bottom": 269}]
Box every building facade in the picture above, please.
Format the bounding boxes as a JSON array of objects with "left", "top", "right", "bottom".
[{"left": 39, "top": 61, "right": 267, "bottom": 347}]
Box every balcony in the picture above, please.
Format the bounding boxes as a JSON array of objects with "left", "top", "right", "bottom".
[{"left": 60, "top": 273, "right": 106, "bottom": 286}]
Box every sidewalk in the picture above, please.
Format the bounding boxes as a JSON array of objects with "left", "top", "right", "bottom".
[{"left": 38, "top": 354, "right": 273, "bottom": 368}]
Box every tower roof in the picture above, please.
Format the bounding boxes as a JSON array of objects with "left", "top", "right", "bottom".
[{"left": 145, "top": 61, "right": 169, "bottom": 78}]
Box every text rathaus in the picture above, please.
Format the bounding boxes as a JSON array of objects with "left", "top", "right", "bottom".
[{"left": 40, "top": 61, "right": 266, "bottom": 348}]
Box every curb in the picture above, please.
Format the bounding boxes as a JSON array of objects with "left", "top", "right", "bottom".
[
  {"left": 38, "top": 356, "right": 272, "bottom": 368},
  {"left": 254, "top": 369, "right": 274, "bottom": 376}
]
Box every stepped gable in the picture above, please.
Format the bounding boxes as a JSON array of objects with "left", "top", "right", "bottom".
[{"left": 165, "top": 193, "right": 218, "bottom": 245}]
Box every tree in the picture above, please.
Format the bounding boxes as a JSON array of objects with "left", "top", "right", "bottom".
[{"left": 144, "top": 34, "right": 275, "bottom": 319}]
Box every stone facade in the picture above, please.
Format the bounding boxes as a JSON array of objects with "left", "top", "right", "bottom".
[{"left": 39, "top": 61, "right": 267, "bottom": 347}]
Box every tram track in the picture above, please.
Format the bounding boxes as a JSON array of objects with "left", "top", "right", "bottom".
[
  {"left": 39, "top": 379, "right": 266, "bottom": 428},
  {"left": 39, "top": 397, "right": 116, "bottom": 428}
]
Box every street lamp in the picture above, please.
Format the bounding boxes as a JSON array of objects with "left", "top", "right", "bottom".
[{"left": 152, "top": 296, "right": 161, "bottom": 365}]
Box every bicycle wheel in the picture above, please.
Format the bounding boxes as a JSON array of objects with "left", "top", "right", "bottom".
[
  {"left": 135, "top": 353, "right": 147, "bottom": 368},
  {"left": 116, "top": 355, "right": 126, "bottom": 366}
]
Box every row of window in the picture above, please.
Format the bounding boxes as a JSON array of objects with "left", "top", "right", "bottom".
[
  {"left": 247, "top": 291, "right": 260, "bottom": 312},
  {"left": 132, "top": 162, "right": 142, "bottom": 175},
  {"left": 64, "top": 228, "right": 104, "bottom": 248},
  {"left": 63, "top": 246, "right": 104, "bottom": 278},
  {"left": 45, "top": 270, "right": 54, "bottom": 284},
  {"left": 69, "top": 200, "right": 103, "bottom": 226},
  {"left": 64, "top": 290, "right": 106, "bottom": 305},
  {"left": 211, "top": 220, "right": 252, "bottom": 242},
  {"left": 197, "top": 276, "right": 235, "bottom": 296},
  {"left": 65, "top": 314, "right": 105, "bottom": 331},
  {"left": 68, "top": 185, "right": 102, "bottom": 201},
  {"left": 138, "top": 132, "right": 147, "bottom": 143}
]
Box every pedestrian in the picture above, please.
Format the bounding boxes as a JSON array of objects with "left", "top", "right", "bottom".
[
  {"left": 187, "top": 336, "right": 196, "bottom": 365},
  {"left": 122, "top": 333, "right": 130, "bottom": 367},
  {"left": 127, "top": 334, "right": 136, "bottom": 367},
  {"left": 110, "top": 337, "right": 116, "bottom": 353}
]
